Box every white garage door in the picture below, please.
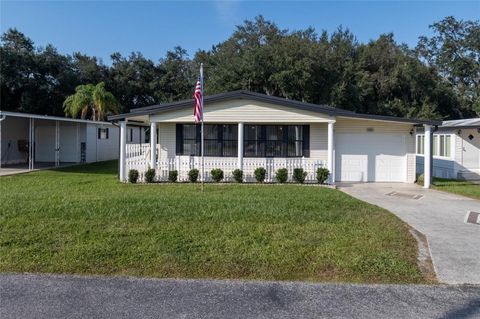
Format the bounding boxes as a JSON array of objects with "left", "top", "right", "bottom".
[{"left": 335, "top": 133, "right": 407, "bottom": 182}]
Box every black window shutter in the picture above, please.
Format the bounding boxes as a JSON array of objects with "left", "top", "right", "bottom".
[
  {"left": 302, "top": 125, "right": 310, "bottom": 157},
  {"left": 106, "top": 128, "right": 109, "bottom": 139},
  {"left": 195, "top": 124, "right": 202, "bottom": 156},
  {"left": 98, "top": 128, "right": 101, "bottom": 139},
  {"left": 176, "top": 124, "right": 183, "bottom": 155}
]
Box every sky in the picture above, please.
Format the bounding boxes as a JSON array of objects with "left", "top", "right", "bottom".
[{"left": 1, "top": 1, "right": 479, "bottom": 64}]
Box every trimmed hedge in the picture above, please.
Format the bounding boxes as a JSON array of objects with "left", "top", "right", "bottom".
[
  {"left": 254, "top": 167, "right": 266, "bottom": 183},
  {"left": 276, "top": 168, "right": 288, "bottom": 183},
  {"left": 210, "top": 169, "right": 224, "bottom": 183},
  {"left": 128, "top": 169, "right": 139, "bottom": 183}
]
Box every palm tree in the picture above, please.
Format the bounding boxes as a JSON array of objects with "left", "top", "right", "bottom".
[{"left": 63, "top": 82, "right": 119, "bottom": 121}]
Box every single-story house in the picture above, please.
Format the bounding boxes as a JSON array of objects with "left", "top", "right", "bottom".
[
  {"left": 0, "top": 111, "right": 147, "bottom": 172},
  {"left": 416, "top": 118, "right": 480, "bottom": 180},
  {"left": 109, "top": 90, "right": 440, "bottom": 187}
]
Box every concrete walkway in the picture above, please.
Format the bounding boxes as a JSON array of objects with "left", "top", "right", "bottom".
[
  {"left": 1, "top": 273, "right": 479, "bottom": 319},
  {"left": 338, "top": 183, "right": 480, "bottom": 285}
]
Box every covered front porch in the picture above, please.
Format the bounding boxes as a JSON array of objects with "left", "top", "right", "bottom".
[{"left": 121, "top": 121, "right": 334, "bottom": 183}]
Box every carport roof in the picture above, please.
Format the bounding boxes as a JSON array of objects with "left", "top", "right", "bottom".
[
  {"left": 0, "top": 111, "right": 114, "bottom": 125},
  {"left": 108, "top": 90, "right": 441, "bottom": 126}
]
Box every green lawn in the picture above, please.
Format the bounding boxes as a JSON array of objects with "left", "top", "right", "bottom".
[
  {"left": 433, "top": 178, "right": 480, "bottom": 199},
  {"left": 0, "top": 161, "right": 424, "bottom": 283},
  {"left": 418, "top": 176, "right": 480, "bottom": 200}
]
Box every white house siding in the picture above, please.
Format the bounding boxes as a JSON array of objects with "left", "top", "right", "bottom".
[
  {"left": 335, "top": 118, "right": 416, "bottom": 182},
  {"left": 1, "top": 116, "right": 29, "bottom": 164},
  {"left": 86, "top": 124, "right": 120, "bottom": 162},
  {"left": 158, "top": 123, "right": 176, "bottom": 159},
  {"left": 150, "top": 99, "right": 334, "bottom": 123},
  {"left": 457, "top": 129, "right": 480, "bottom": 170}
]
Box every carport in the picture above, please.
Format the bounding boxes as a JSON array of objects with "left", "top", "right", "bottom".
[{"left": 0, "top": 111, "right": 120, "bottom": 174}]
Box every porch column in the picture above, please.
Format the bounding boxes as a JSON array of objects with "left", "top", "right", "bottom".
[
  {"left": 29, "top": 118, "right": 35, "bottom": 171},
  {"left": 0, "top": 114, "right": 5, "bottom": 169},
  {"left": 55, "top": 120, "right": 60, "bottom": 167},
  {"left": 119, "top": 120, "right": 127, "bottom": 181},
  {"left": 238, "top": 122, "right": 244, "bottom": 170},
  {"left": 327, "top": 121, "right": 335, "bottom": 184},
  {"left": 423, "top": 124, "right": 432, "bottom": 188},
  {"left": 150, "top": 122, "right": 157, "bottom": 169}
]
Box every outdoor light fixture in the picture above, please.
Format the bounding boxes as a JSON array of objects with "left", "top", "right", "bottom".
[
  {"left": 409, "top": 128, "right": 414, "bottom": 135},
  {"left": 458, "top": 129, "right": 462, "bottom": 135}
]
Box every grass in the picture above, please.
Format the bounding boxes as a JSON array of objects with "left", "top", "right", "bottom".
[
  {"left": 418, "top": 176, "right": 480, "bottom": 200},
  {"left": 0, "top": 161, "right": 424, "bottom": 283}
]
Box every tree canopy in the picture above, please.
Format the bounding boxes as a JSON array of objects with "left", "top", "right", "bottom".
[
  {"left": 1, "top": 16, "right": 478, "bottom": 120},
  {"left": 63, "top": 82, "right": 119, "bottom": 121}
]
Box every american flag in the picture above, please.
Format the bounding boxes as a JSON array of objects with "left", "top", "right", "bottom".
[{"left": 193, "top": 77, "right": 203, "bottom": 123}]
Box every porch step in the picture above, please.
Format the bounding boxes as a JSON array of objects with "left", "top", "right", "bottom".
[{"left": 457, "top": 170, "right": 480, "bottom": 181}]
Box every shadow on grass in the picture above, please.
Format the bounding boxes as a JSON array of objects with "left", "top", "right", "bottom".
[{"left": 49, "top": 160, "right": 118, "bottom": 175}]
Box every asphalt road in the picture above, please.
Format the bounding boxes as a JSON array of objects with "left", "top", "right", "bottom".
[{"left": 1, "top": 273, "right": 479, "bottom": 319}]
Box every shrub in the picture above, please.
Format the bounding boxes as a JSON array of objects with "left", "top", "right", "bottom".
[
  {"left": 276, "top": 168, "right": 288, "bottom": 184},
  {"left": 168, "top": 170, "right": 178, "bottom": 183},
  {"left": 128, "top": 169, "right": 139, "bottom": 183},
  {"left": 254, "top": 167, "right": 266, "bottom": 183},
  {"left": 188, "top": 169, "right": 199, "bottom": 183},
  {"left": 145, "top": 168, "right": 156, "bottom": 183},
  {"left": 210, "top": 168, "right": 224, "bottom": 183},
  {"left": 316, "top": 167, "right": 330, "bottom": 184},
  {"left": 232, "top": 169, "right": 243, "bottom": 183},
  {"left": 293, "top": 168, "right": 308, "bottom": 184}
]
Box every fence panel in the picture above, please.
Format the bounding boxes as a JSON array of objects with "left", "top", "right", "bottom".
[{"left": 125, "top": 144, "right": 325, "bottom": 183}]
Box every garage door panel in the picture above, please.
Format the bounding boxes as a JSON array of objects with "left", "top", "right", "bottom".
[{"left": 336, "top": 133, "right": 407, "bottom": 182}]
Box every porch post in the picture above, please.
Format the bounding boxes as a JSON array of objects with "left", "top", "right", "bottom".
[
  {"left": 238, "top": 122, "right": 244, "bottom": 170},
  {"left": 150, "top": 122, "right": 157, "bottom": 169},
  {"left": 119, "top": 120, "right": 127, "bottom": 181},
  {"left": 423, "top": 124, "right": 432, "bottom": 188},
  {"left": 327, "top": 121, "right": 335, "bottom": 184},
  {"left": 55, "top": 120, "right": 60, "bottom": 167},
  {"left": 0, "top": 114, "right": 5, "bottom": 169}
]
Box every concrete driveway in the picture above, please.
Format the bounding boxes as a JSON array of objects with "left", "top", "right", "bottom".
[{"left": 338, "top": 183, "right": 480, "bottom": 285}]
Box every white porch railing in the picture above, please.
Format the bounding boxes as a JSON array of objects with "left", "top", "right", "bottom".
[{"left": 126, "top": 144, "right": 326, "bottom": 183}]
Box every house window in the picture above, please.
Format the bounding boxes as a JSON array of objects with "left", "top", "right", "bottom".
[
  {"left": 176, "top": 124, "right": 238, "bottom": 157},
  {"left": 416, "top": 135, "right": 424, "bottom": 154},
  {"left": 244, "top": 125, "right": 309, "bottom": 157},
  {"left": 416, "top": 134, "right": 451, "bottom": 158},
  {"left": 98, "top": 128, "right": 109, "bottom": 140}
]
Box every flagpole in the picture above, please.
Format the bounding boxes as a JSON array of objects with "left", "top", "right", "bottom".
[{"left": 200, "top": 63, "right": 204, "bottom": 192}]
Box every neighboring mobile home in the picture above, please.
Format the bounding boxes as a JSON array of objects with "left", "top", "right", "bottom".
[
  {"left": 0, "top": 111, "right": 146, "bottom": 171},
  {"left": 416, "top": 118, "right": 480, "bottom": 180},
  {"left": 109, "top": 90, "right": 439, "bottom": 187}
]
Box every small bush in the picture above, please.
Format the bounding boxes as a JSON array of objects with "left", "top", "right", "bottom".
[
  {"left": 276, "top": 168, "right": 288, "bottom": 183},
  {"left": 128, "top": 169, "right": 139, "bottom": 183},
  {"left": 145, "top": 168, "right": 156, "bottom": 183},
  {"left": 232, "top": 169, "right": 243, "bottom": 183},
  {"left": 210, "top": 168, "right": 224, "bottom": 183},
  {"left": 188, "top": 169, "right": 199, "bottom": 183},
  {"left": 316, "top": 167, "right": 330, "bottom": 184},
  {"left": 254, "top": 167, "right": 266, "bottom": 183},
  {"left": 293, "top": 168, "right": 308, "bottom": 184},
  {"left": 168, "top": 170, "right": 178, "bottom": 183}
]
